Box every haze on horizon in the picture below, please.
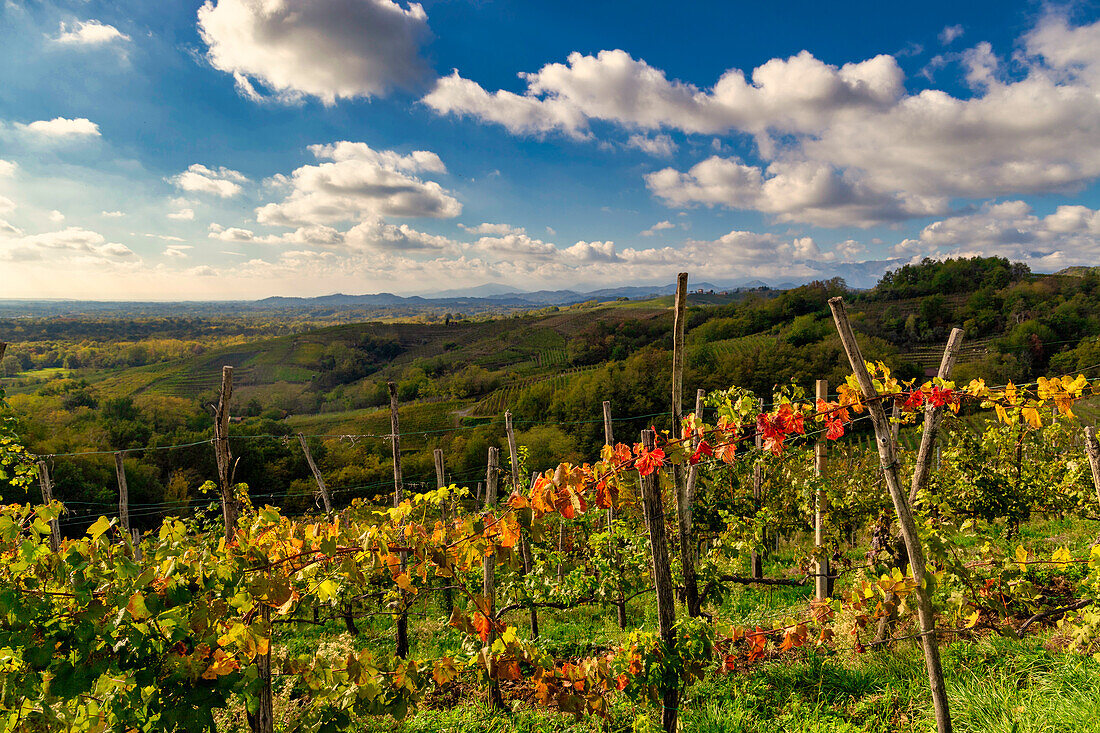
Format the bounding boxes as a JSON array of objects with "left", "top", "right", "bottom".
[{"left": 1, "top": 0, "right": 1099, "bottom": 301}]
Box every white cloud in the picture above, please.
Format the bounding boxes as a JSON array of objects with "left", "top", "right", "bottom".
[
  {"left": 53, "top": 20, "right": 129, "bottom": 46},
  {"left": 18, "top": 117, "right": 100, "bottom": 137},
  {"left": 167, "top": 208, "right": 195, "bottom": 221},
  {"left": 892, "top": 201, "right": 1100, "bottom": 271},
  {"left": 0, "top": 160, "right": 16, "bottom": 177},
  {"left": 48, "top": 210, "right": 65, "bottom": 223},
  {"left": 626, "top": 133, "right": 677, "bottom": 157},
  {"left": 424, "top": 49, "right": 904, "bottom": 138},
  {"left": 0, "top": 226, "right": 135, "bottom": 263},
  {"left": 423, "top": 71, "right": 590, "bottom": 139},
  {"left": 470, "top": 232, "right": 557, "bottom": 257},
  {"left": 168, "top": 164, "right": 248, "bottom": 198},
  {"left": 426, "top": 15, "right": 1100, "bottom": 228},
  {"left": 458, "top": 222, "right": 524, "bottom": 236},
  {"left": 197, "top": 0, "right": 431, "bottom": 104},
  {"left": 640, "top": 220, "right": 675, "bottom": 236},
  {"left": 561, "top": 240, "right": 618, "bottom": 262},
  {"left": 164, "top": 246, "right": 190, "bottom": 259},
  {"left": 101, "top": 210, "right": 125, "bottom": 217},
  {"left": 0, "top": 196, "right": 14, "bottom": 215},
  {"left": 256, "top": 141, "right": 460, "bottom": 226},
  {"left": 939, "top": 24, "right": 964, "bottom": 45},
  {"left": 646, "top": 156, "right": 946, "bottom": 227}
]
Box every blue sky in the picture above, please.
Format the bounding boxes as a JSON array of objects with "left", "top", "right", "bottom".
[{"left": 1, "top": 0, "right": 1099, "bottom": 299}]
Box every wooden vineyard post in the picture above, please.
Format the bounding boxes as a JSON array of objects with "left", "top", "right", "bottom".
[
  {"left": 37, "top": 461, "right": 61, "bottom": 552},
  {"left": 1085, "top": 427, "right": 1100, "bottom": 508},
  {"left": 814, "top": 380, "right": 830, "bottom": 600},
  {"left": 482, "top": 446, "right": 504, "bottom": 709},
  {"left": 504, "top": 411, "right": 539, "bottom": 638},
  {"left": 681, "top": 387, "right": 705, "bottom": 615},
  {"left": 433, "top": 448, "right": 453, "bottom": 616},
  {"left": 829, "top": 297, "right": 952, "bottom": 733},
  {"left": 603, "top": 400, "right": 628, "bottom": 629},
  {"left": 246, "top": 599, "right": 274, "bottom": 733},
  {"left": 910, "top": 328, "right": 964, "bottom": 504},
  {"left": 115, "top": 452, "right": 130, "bottom": 535},
  {"left": 298, "top": 434, "right": 333, "bottom": 517},
  {"left": 877, "top": 328, "right": 964, "bottom": 643},
  {"left": 751, "top": 433, "right": 764, "bottom": 579},
  {"left": 670, "top": 272, "right": 700, "bottom": 616},
  {"left": 131, "top": 528, "right": 142, "bottom": 561},
  {"left": 388, "top": 382, "right": 409, "bottom": 659},
  {"left": 639, "top": 429, "right": 678, "bottom": 733},
  {"left": 213, "top": 366, "right": 238, "bottom": 542}
]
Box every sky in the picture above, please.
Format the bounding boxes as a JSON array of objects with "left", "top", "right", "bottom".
[{"left": 1, "top": 0, "right": 1100, "bottom": 300}]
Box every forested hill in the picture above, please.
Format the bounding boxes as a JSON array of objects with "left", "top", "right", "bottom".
[{"left": 3, "top": 256, "right": 1100, "bottom": 527}]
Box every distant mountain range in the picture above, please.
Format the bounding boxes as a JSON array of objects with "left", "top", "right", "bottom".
[{"left": 0, "top": 260, "right": 902, "bottom": 317}]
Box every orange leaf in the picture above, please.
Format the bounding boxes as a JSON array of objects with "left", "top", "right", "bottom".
[{"left": 472, "top": 611, "right": 493, "bottom": 643}]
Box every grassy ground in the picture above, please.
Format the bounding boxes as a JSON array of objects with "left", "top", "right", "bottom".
[{"left": 207, "top": 512, "right": 1100, "bottom": 733}]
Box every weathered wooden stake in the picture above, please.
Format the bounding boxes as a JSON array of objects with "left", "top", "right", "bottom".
[
  {"left": 1085, "top": 427, "right": 1100, "bottom": 508},
  {"left": 213, "top": 366, "right": 238, "bottom": 542},
  {"left": 602, "top": 400, "right": 629, "bottom": 628},
  {"left": 115, "top": 452, "right": 130, "bottom": 535},
  {"left": 433, "top": 448, "right": 453, "bottom": 615},
  {"left": 751, "top": 433, "right": 764, "bottom": 579},
  {"left": 246, "top": 601, "right": 274, "bottom": 733},
  {"left": 298, "top": 434, "right": 333, "bottom": 516},
  {"left": 131, "top": 528, "right": 142, "bottom": 561},
  {"left": 482, "top": 446, "right": 504, "bottom": 708},
  {"left": 829, "top": 297, "right": 952, "bottom": 733},
  {"left": 878, "top": 328, "right": 963, "bottom": 642},
  {"left": 910, "top": 328, "right": 965, "bottom": 504},
  {"left": 814, "top": 380, "right": 830, "bottom": 601},
  {"left": 37, "top": 461, "right": 61, "bottom": 551},
  {"left": 388, "top": 382, "right": 409, "bottom": 659},
  {"left": 679, "top": 387, "right": 704, "bottom": 616},
  {"left": 639, "top": 429, "right": 678, "bottom": 733},
  {"left": 504, "top": 411, "right": 539, "bottom": 637},
  {"left": 669, "top": 273, "right": 700, "bottom": 616}
]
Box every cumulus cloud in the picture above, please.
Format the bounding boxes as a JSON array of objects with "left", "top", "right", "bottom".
[
  {"left": 646, "top": 156, "right": 946, "bottom": 227},
  {"left": 423, "top": 71, "right": 590, "bottom": 138},
  {"left": 169, "top": 164, "right": 248, "bottom": 198},
  {"left": 48, "top": 210, "right": 64, "bottom": 223},
  {"left": 197, "top": 0, "right": 432, "bottom": 104},
  {"left": 426, "top": 14, "right": 1100, "bottom": 229},
  {"left": 167, "top": 208, "right": 195, "bottom": 221},
  {"left": 53, "top": 20, "right": 129, "bottom": 46},
  {"left": 0, "top": 196, "right": 14, "bottom": 215},
  {"left": 424, "top": 49, "right": 904, "bottom": 138},
  {"left": 255, "top": 141, "right": 460, "bottom": 226},
  {"left": 0, "top": 226, "right": 135, "bottom": 263},
  {"left": 0, "top": 160, "right": 16, "bottom": 177},
  {"left": 101, "top": 210, "right": 124, "bottom": 217},
  {"left": 17, "top": 117, "right": 100, "bottom": 137},
  {"left": 892, "top": 201, "right": 1100, "bottom": 271}
]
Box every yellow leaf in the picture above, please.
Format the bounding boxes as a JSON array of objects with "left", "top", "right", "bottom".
[
  {"left": 394, "top": 572, "right": 417, "bottom": 595},
  {"left": 1052, "top": 546, "right": 1073, "bottom": 571},
  {"left": 965, "top": 610, "right": 981, "bottom": 628},
  {"left": 1021, "top": 407, "right": 1042, "bottom": 430},
  {"left": 1015, "top": 545, "right": 1029, "bottom": 571},
  {"left": 87, "top": 516, "right": 112, "bottom": 541}
]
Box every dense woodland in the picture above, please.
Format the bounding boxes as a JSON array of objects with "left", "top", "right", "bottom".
[{"left": 2, "top": 257, "right": 1100, "bottom": 533}]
